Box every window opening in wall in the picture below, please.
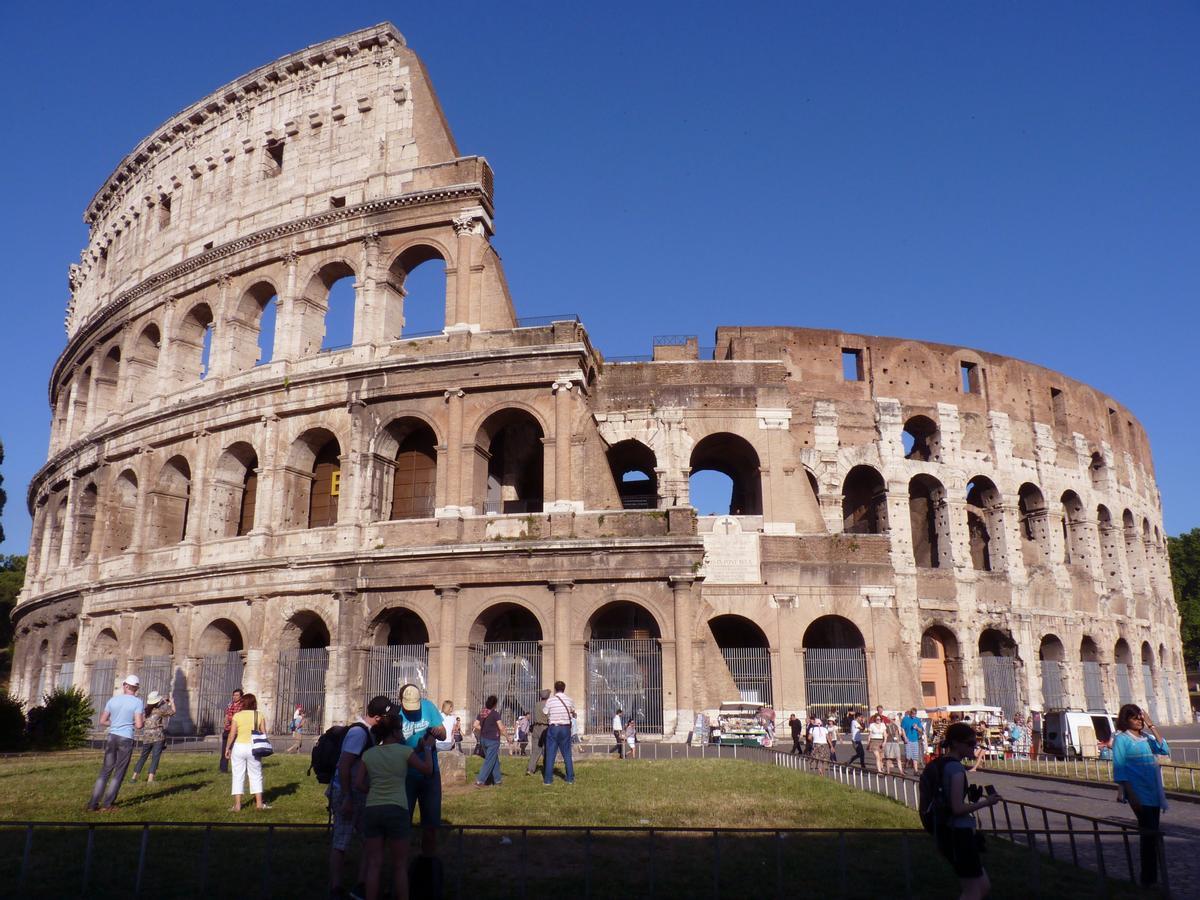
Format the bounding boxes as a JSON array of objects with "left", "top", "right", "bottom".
[
  {"left": 257, "top": 296, "right": 277, "bottom": 365},
  {"left": 909, "top": 475, "right": 948, "bottom": 568},
  {"left": 688, "top": 433, "right": 762, "bottom": 516},
  {"left": 960, "top": 361, "right": 980, "bottom": 394},
  {"left": 98, "top": 246, "right": 108, "bottom": 279},
  {"left": 1051, "top": 388, "right": 1068, "bottom": 433},
  {"left": 203, "top": 241, "right": 214, "bottom": 251},
  {"left": 321, "top": 275, "right": 356, "bottom": 351},
  {"left": 309, "top": 440, "right": 341, "bottom": 528},
  {"left": 389, "top": 247, "right": 448, "bottom": 338},
  {"left": 264, "top": 140, "right": 284, "bottom": 177},
  {"left": 689, "top": 471, "right": 734, "bottom": 515},
  {"left": 200, "top": 322, "right": 214, "bottom": 379},
  {"left": 1108, "top": 407, "right": 1120, "bottom": 441},
  {"left": 158, "top": 193, "right": 172, "bottom": 229},
  {"left": 606, "top": 440, "right": 658, "bottom": 510},
  {"left": 330, "top": 195, "right": 346, "bottom": 208},
  {"left": 841, "top": 465, "right": 887, "bottom": 535},
  {"left": 1089, "top": 451, "right": 1106, "bottom": 490},
  {"left": 478, "top": 411, "right": 544, "bottom": 514},
  {"left": 841, "top": 348, "right": 864, "bottom": 382},
  {"left": 237, "top": 467, "right": 258, "bottom": 536},
  {"left": 902, "top": 415, "right": 940, "bottom": 462}
]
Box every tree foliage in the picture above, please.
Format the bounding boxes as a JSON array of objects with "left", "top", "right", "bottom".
[
  {"left": 0, "top": 691, "right": 24, "bottom": 751},
  {"left": 0, "top": 555, "right": 26, "bottom": 654},
  {"left": 27, "top": 687, "right": 93, "bottom": 750},
  {"left": 0, "top": 437, "right": 6, "bottom": 545},
  {"left": 1168, "top": 528, "right": 1200, "bottom": 669}
]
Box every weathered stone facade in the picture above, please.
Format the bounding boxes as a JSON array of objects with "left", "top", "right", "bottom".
[{"left": 12, "top": 24, "right": 1189, "bottom": 733}]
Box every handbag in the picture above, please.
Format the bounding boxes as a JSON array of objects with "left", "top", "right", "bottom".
[{"left": 251, "top": 713, "right": 274, "bottom": 759}]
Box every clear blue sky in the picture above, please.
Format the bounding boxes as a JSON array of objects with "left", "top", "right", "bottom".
[{"left": 2, "top": 2, "right": 1197, "bottom": 553}]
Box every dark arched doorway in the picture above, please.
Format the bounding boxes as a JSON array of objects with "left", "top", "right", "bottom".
[
  {"left": 196, "top": 619, "right": 245, "bottom": 736},
  {"left": 366, "top": 609, "right": 431, "bottom": 706},
  {"left": 802, "top": 616, "right": 868, "bottom": 721},
  {"left": 586, "top": 601, "right": 664, "bottom": 735},
  {"left": 978, "top": 628, "right": 1023, "bottom": 719},
  {"left": 709, "top": 615, "right": 772, "bottom": 706},
  {"left": 275, "top": 611, "right": 332, "bottom": 733},
  {"left": 1038, "top": 634, "right": 1067, "bottom": 709},
  {"left": 469, "top": 603, "right": 543, "bottom": 727},
  {"left": 1080, "top": 637, "right": 1106, "bottom": 711}
]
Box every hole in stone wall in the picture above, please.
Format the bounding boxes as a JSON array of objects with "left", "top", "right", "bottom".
[{"left": 841, "top": 348, "right": 864, "bottom": 382}]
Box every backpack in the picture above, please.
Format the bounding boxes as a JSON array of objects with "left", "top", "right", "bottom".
[
  {"left": 308, "top": 722, "right": 370, "bottom": 784},
  {"left": 918, "top": 755, "right": 954, "bottom": 834}
]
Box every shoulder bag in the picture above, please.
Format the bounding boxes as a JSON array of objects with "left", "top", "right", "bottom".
[{"left": 251, "top": 712, "right": 274, "bottom": 759}]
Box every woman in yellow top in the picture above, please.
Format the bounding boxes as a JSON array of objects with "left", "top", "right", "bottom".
[{"left": 224, "top": 693, "right": 270, "bottom": 811}]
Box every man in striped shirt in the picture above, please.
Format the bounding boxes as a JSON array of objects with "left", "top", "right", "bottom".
[{"left": 542, "top": 681, "right": 576, "bottom": 785}]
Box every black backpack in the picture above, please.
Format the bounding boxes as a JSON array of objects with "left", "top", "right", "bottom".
[
  {"left": 918, "top": 755, "right": 954, "bottom": 834},
  {"left": 309, "top": 722, "right": 370, "bottom": 784}
]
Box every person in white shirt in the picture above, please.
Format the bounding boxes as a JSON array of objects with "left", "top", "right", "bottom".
[
  {"left": 612, "top": 708, "right": 625, "bottom": 758},
  {"left": 849, "top": 713, "right": 867, "bottom": 769},
  {"left": 542, "top": 681, "right": 576, "bottom": 785},
  {"left": 808, "top": 719, "right": 833, "bottom": 775},
  {"left": 867, "top": 714, "right": 888, "bottom": 771}
]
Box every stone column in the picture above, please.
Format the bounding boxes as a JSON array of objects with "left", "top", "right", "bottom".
[
  {"left": 548, "top": 380, "right": 576, "bottom": 511},
  {"left": 277, "top": 251, "right": 302, "bottom": 361},
  {"left": 325, "top": 646, "right": 349, "bottom": 730},
  {"left": 355, "top": 233, "right": 381, "bottom": 345},
  {"left": 550, "top": 581, "right": 574, "bottom": 685},
  {"left": 670, "top": 576, "right": 696, "bottom": 735},
  {"left": 437, "top": 390, "right": 465, "bottom": 515},
  {"left": 436, "top": 585, "right": 460, "bottom": 708},
  {"left": 57, "top": 478, "right": 83, "bottom": 572},
  {"left": 451, "top": 214, "right": 483, "bottom": 329}
]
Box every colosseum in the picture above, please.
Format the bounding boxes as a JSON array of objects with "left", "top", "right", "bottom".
[{"left": 11, "top": 23, "right": 1189, "bottom": 737}]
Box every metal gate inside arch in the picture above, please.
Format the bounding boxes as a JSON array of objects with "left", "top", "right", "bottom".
[
  {"left": 468, "top": 641, "right": 542, "bottom": 728},
  {"left": 981, "top": 657, "right": 1021, "bottom": 718},
  {"left": 196, "top": 651, "right": 243, "bottom": 736},
  {"left": 364, "top": 645, "right": 429, "bottom": 706},
  {"left": 274, "top": 648, "right": 328, "bottom": 733},
  {"left": 802, "top": 648, "right": 868, "bottom": 720},
  {"left": 586, "top": 639, "right": 663, "bottom": 735}
]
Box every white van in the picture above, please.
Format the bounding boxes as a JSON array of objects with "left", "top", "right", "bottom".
[{"left": 1042, "top": 710, "right": 1116, "bottom": 759}]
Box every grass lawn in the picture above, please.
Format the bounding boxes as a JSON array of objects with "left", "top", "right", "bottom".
[{"left": 0, "top": 752, "right": 1154, "bottom": 898}]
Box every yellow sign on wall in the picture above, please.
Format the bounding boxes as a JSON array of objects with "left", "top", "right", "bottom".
[{"left": 330, "top": 469, "right": 341, "bottom": 496}]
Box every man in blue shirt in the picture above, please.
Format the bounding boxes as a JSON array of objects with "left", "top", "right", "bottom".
[
  {"left": 87, "top": 674, "right": 145, "bottom": 811},
  {"left": 900, "top": 707, "right": 925, "bottom": 774},
  {"left": 398, "top": 683, "right": 445, "bottom": 858}
]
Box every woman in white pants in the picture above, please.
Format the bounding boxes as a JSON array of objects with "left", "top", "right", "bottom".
[{"left": 224, "top": 693, "right": 269, "bottom": 811}]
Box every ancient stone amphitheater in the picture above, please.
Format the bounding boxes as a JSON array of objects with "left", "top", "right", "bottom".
[{"left": 12, "top": 23, "right": 1188, "bottom": 735}]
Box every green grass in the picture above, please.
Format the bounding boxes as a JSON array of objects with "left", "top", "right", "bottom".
[{"left": 0, "top": 752, "right": 1157, "bottom": 898}]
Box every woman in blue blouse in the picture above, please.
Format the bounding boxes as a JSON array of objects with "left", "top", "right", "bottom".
[{"left": 1112, "top": 703, "right": 1169, "bottom": 886}]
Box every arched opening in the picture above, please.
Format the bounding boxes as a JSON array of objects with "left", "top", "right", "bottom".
[
  {"left": 920, "top": 625, "right": 963, "bottom": 707},
  {"left": 138, "top": 623, "right": 175, "bottom": 701},
  {"left": 841, "top": 465, "right": 887, "bottom": 535},
  {"left": 300, "top": 261, "right": 357, "bottom": 355},
  {"left": 102, "top": 470, "right": 138, "bottom": 558},
  {"left": 228, "top": 282, "right": 279, "bottom": 372},
  {"left": 966, "top": 477, "right": 1003, "bottom": 572},
  {"left": 689, "top": 433, "right": 762, "bottom": 516},
  {"left": 146, "top": 455, "right": 192, "bottom": 547},
  {"left": 388, "top": 245, "right": 448, "bottom": 337},
  {"left": 1060, "top": 491, "right": 1087, "bottom": 566},
  {"left": 209, "top": 442, "right": 259, "bottom": 539},
  {"left": 57, "top": 633, "right": 78, "bottom": 692},
  {"left": 1141, "top": 641, "right": 1159, "bottom": 721},
  {"left": 1114, "top": 638, "right": 1135, "bottom": 705},
  {"left": 1080, "top": 636, "right": 1106, "bottom": 711},
  {"left": 172, "top": 303, "right": 215, "bottom": 386},
  {"left": 70, "top": 368, "right": 92, "bottom": 440},
  {"left": 709, "top": 615, "right": 772, "bottom": 705},
  {"left": 283, "top": 430, "right": 342, "bottom": 530},
  {"left": 902, "top": 415, "right": 940, "bottom": 461},
  {"left": 606, "top": 440, "right": 658, "bottom": 510},
  {"left": 382, "top": 419, "right": 437, "bottom": 520},
  {"left": 1089, "top": 452, "right": 1106, "bottom": 490},
  {"left": 586, "top": 601, "right": 664, "bottom": 735},
  {"left": 366, "top": 609, "right": 431, "bottom": 706},
  {"left": 1039, "top": 635, "right": 1067, "bottom": 709},
  {"left": 1122, "top": 509, "right": 1145, "bottom": 594},
  {"left": 276, "top": 611, "right": 331, "bottom": 732},
  {"left": 127, "top": 324, "right": 161, "bottom": 406},
  {"left": 94, "top": 346, "right": 121, "bottom": 420},
  {"left": 45, "top": 494, "right": 67, "bottom": 569},
  {"left": 88, "top": 628, "right": 120, "bottom": 727},
  {"left": 31, "top": 641, "right": 50, "bottom": 703},
  {"left": 71, "top": 483, "right": 99, "bottom": 565},
  {"left": 196, "top": 618, "right": 244, "bottom": 736},
  {"left": 1097, "top": 506, "right": 1122, "bottom": 594},
  {"left": 978, "top": 628, "right": 1022, "bottom": 718},
  {"left": 802, "top": 615, "right": 868, "bottom": 721},
  {"left": 469, "top": 603, "right": 544, "bottom": 727},
  {"left": 909, "top": 474, "right": 951, "bottom": 568},
  {"left": 1018, "top": 483, "right": 1050, "bottom": 566},
  {"left": 474, "top": 410, "right": 544, "bottom": 514}
]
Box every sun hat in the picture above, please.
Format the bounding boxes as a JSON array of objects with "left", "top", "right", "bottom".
[
  {"left": 146, "top": 690, "right": 163, "bottom": 705},
  {"left": 123, "top": 674, "right": 140, "bottom": 687}
]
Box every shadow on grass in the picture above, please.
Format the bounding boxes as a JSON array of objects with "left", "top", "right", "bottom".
[
  {"left": 115, "top": 781, "right": 209, "bottom": 807},
  {"left": 263, "top": 781, "right": 302, "bottom": 804}
]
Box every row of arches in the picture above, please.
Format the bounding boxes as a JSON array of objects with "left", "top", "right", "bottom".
[{"left": 53, "top": 250, "right": 451, "bottom": 450}]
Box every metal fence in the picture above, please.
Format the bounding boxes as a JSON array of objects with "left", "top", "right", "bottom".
[
  {"left": 364, "top": 644, "right": 429, "bottom": 706},
  {"left": 1141, "top": 665, "right": 1159, "bottom": 720},
  {"left": 1082, "top": 660, "right": 1106, "bottom": 711},
  {"left": 1115, "top": 664, "right": 1134, "bottom": 705},
  {"left": 56, "top": 662, "right": 75, "bottom": 692},
  {"left": 802, "top": 648, "right": 868, "bottom": 721},
  {"left": 88, "top": 660, "right": 116, "bottom": 728},
  {"left": 469, "top": 642, "right": 543, "bottom": 728},
  {"left": 138, "top": 656, "right": 173, "bottom": 702},
  {"left": 1038, "top": 660, "right": 1066, "bottom": 709},
  {"left": 586, "top": 639, "right": 664, "bottom": 735},
  {"left": 719, "top": 647, "right": 773, "bottom": 706},
  {"left": 981, "top": 656, "right": 1021, "bottom": 719},
  {"left": 980, "top": 753, "right": 1200, "bottom": 795},
  {"left": 195, "top": 652, "right": 243, "bottom": 736},
  {"left": 274, "top": 648, "right": 329, "bottom": 734}
]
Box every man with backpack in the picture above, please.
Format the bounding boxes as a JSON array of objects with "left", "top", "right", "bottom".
[
  {"left": 919, "top": 721, "right": 1002, "bottom": 899},
  {"left": 324, "top": 695, "right": 390, "bottom": 899}
]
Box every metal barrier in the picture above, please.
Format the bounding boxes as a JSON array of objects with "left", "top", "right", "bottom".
[
  {"left": 586, "top": 639, "right": 664, "bottom": 734},
  {"left": 983, "top": 753, "right": 1200, "bottom": 794},
  {"left": 718, "top": 647, "right": 773, "bottom": 706},
  {"left": 195, "top": 651, "right": 243, "bottom": 736},
  {"left": 468, "top": 642, "right": 543, "bottom": 728},
  {"left": 274, "top": 648, "right": 329, "bottom": 733},
  {"left": 802, "top": 647, "right": 868, "bottom": 721}
]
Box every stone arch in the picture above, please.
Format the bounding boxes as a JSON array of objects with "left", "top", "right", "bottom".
[
  {"left": 607, "top": 439, "right": 658, "bottom": 510},
  {"left": 93, "top": 344, "right": 121, "bottom": 420},
  {"left": 802, "top": 615, "right": 868, "bottom": 719},
  {"left": 209, "top": 441, "right": 259, "bottom": 538},
  {"left": 281, "top": 609, "right": 332, "bottom": 650},
  {"left": 139, "top": 622, "right": 174, "bottom": 657},
  {"left": 127, "top": 323, "right": 161, "bottom": 406},
  {"left": 473, "top": 408, "right": 545, "bottom": 514},
  {"left": 587, "top": 600, "right": 664, "bottom": 641},
  {"left": 978, "top": 628, "right": 1020, "bottom": 659},
  {"left": 228, "top": 280, "right": 279, "bottom": 372},
  {"left": 1114, "top": 637, "right": 1135, "bottom": 705},
  {"left": 1141, "top": 641, "right": 1154, "bottom": 668},
  {"left": 803, "top": 615, "right": 866, "bottom": 649},
  {"left": 71, "top": 365, "right": 93, "bottom": 440},
  {"left": 909, "top": 473, "right": 951, "bottom": 568},
  {"left": 298, "top": 260, "right": 357, "bottom": 356},
  {"left": 45, "top": 493, "right": 68, "bottom": 569},
  {"left": 146, "top": 455, "right": 192, "bottom": 547},
  {"left": 102, "top": 469, "right": 139, "bottom": 557},
  {"left": 1039, "top": 634, "right": 1066, "bottom": 662},
  {"left": 966, "top": 476, "right": 1003, "bottom": 572},
  {"left": 1018, "top": 482, "right": 1050, "bottom": 566},
  {"left": 364, "top": 606, "right": 432, "bottom": 704},
  {"left": 841, "top": 465, "right": 887, "bottom": 535},
  {"left": 709, "top": 614, "right": 773, "bottom": 705},
  {"left": 90, "top": 628, "right": 119, "bottom": 661},
  {"left": 586, "top": 600, "right": 665, "bottom": 733},
  {"left": 375, "top": 417, "right": 439, "bottom": 520},
  {"left": 59, "top": 631, "right": 78, "bottom": 665},
  {"left": 1060, "top": 490, "right": 1088, "bottom": 566},
  {"left": 196, "top": 617, "right": 244, "bottom": 655},
  {"left": 902, "top": 414, "right": 940, "bottom": 462},
  {"left": 1097, "top": 505, "right": 1123, "bottom": 593},
  {"left": 370, "top": 607, "right": 431, "bottom": 647},
  {"left": 688, "top": 432, "right": 762, "bottom": 516},
  {"left": 1122, "top": 509, "right": 1145, "bottom": 593},
  {"left": 469, "top": 600, "right": 546, "bottom": 727},
  {"left": 171, "top": 301, "right": 215, "bottom": 387},
  {"left": 283, "top": 428, "right": 344, "bottom": 529},
  {"left": 1089, "top": 451, "right": 1107, "bottom": 490},
  {"left": 387, "top": 241, "right": 450, "bottom": 337},
  {"left": 1039, "top": 633, "right": 1068, "bottom": 709},
  {"left": 70, "top": 482, "right": 99, "bottom": 565},
  {"left": 469, "top": 601, "right": 545, "bottom": 644},
  {"left": 920, "top": 624, "right": 963, "bottom": 707},
  {"left": 979, "top": 627, "right": 1023, "bottom": 717}
]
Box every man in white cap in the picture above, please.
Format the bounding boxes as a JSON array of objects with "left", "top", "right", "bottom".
[{"left": 87, "top": 674, "right": 145, "bottom": 811}]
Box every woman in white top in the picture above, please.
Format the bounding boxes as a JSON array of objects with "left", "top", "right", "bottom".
[
  {"left": 436, "top": 700, "right": 458, "bottom": 752},
  {"left": 867, "top": 714, "right": 887, "bottom": 771}
]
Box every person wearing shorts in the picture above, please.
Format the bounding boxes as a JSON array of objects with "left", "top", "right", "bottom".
[
  {"left": 883, "top": 718, "right": 903, "bottom": 773},
  {"left": 935, "top": 722, "right": 1002, "bottom": 898},
  {"left": 328, "top": 696, "right": 388, "bottom": 898},
  {"left": 901, "top": 708, "right": 925, "bottom": 774},
  {"left": 397, "top": 683, "right": 446, "bottom": 858},
  {"left": 356, "top": 709, "right": 434, "bottom": 900}
]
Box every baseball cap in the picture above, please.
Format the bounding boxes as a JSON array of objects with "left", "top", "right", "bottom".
[
  {"left": 366, "top": 695, "right": 392, "bottom": 718},
  {"left": 400, "top": 683, "right": 422, "bottom": 714},
  {"left": 123, "top": 674, "right": 140, "bottom": 687}
]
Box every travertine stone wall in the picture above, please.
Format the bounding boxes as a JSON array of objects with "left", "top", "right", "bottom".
[{"left": 14, "top": 24, "right": 1189, "bottom": 732}]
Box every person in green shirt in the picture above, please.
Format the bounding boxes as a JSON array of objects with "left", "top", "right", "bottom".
[{"left": 354, "top": 709, "right": 434, "bottom": 900}]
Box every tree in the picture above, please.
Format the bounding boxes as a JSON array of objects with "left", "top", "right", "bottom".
[
  {"left": 1168, "top": 529, "right": 1200, "bottom": 670},
  {"left": 0, "top": 555, "right": 25, "bottom": 683},
  {"left": 0, "top": 438, "right": 6, "bottom": 545}
]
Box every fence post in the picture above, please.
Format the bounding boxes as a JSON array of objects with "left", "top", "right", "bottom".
[
  {"left": 519, "top": 828, "right": 528, "bottom": 900},
  {"left": 1092, "top": 822, "right": 1110, "bottom": 897},
  {"left": 837, "top": 831, "right": 848, "bottom": 899},
  {"left": 18, "top": 824, "right": 33, "bottom": 892},
  {"left": 134, "top": 824, "right": 149, "bottom": 899},
  {"left": 585, "top": 828, "right": 592, "bottom": 900},
  {"left": 261, "top": 825, "right": 274, "bottom": 900},
  {"left": 456, "top": 826, "right": 464, "bottom": 900},
  {"left": 648, "top": 829, "right": 656, "bottom": 900},
  {"left": 901, "top": 833, "right": 913, "bottom": 899},
  {"left": 775, "top": 831, "right": 783, "bottom": 897},
  {"left": 712, "top": 830, "right": 721, "bottom": 899},
  {"left": 82, "top": 825, "right": 95, "bottom": 894}
]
